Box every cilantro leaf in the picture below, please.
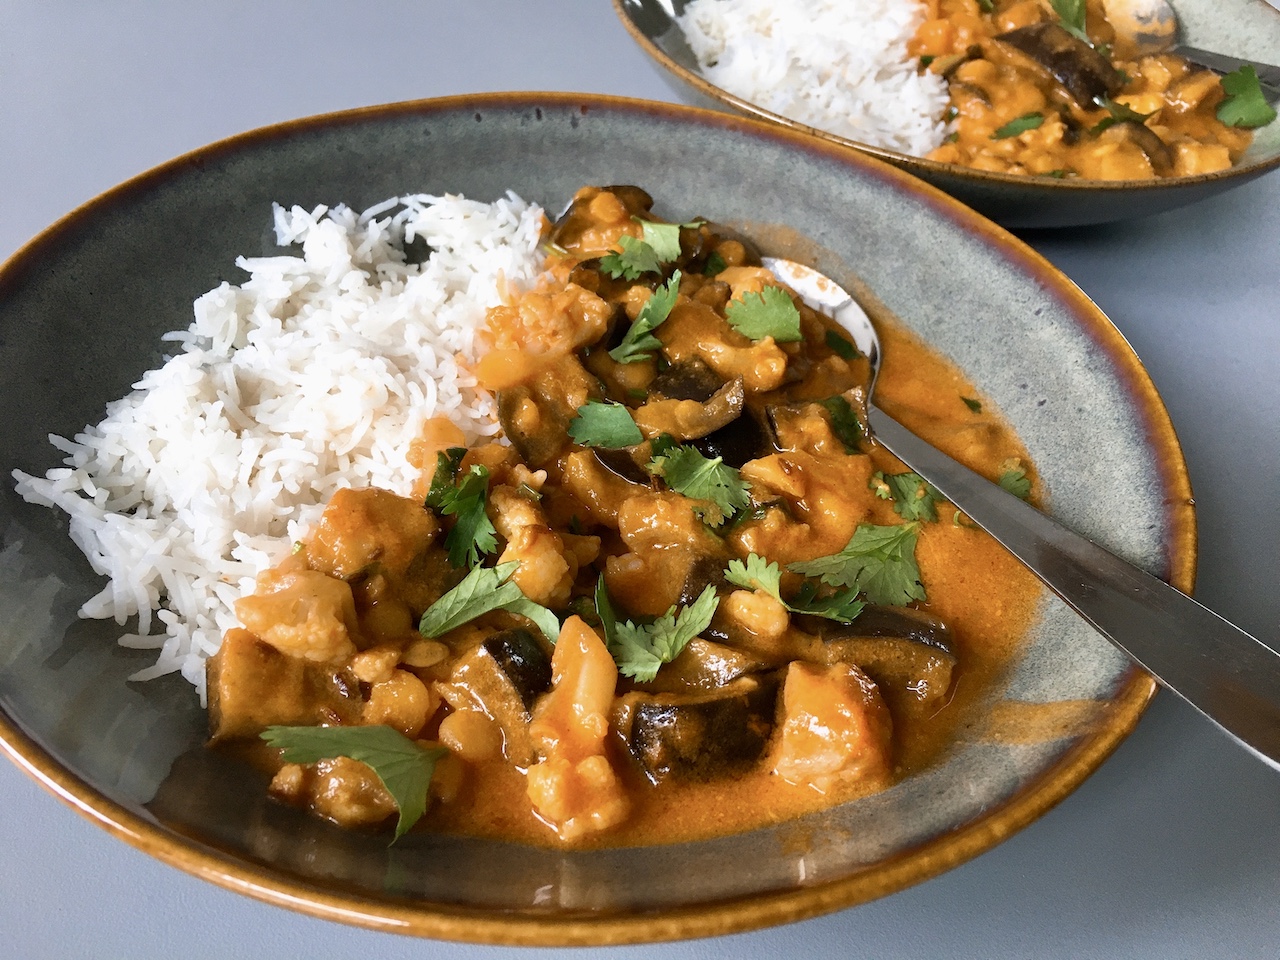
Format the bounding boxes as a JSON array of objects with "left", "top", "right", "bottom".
[
  {"left": 418, "top": 561, "right": 560, "bottom": 643},
  {"left": 725, "top": 553, "right": 864, "bottom": 624},
  {"left": 998, "top": 464, "right": 1032, "bottom": 500},
  {"left": 1217, "top": 65, "right": 1278, "bottom": 128},
  {"left": 789, "top": 523, "right": 926, "bottom": 606},
  {"left": 1090, "top": 96, "right": 1153, "bottom": 135},
  {"left": 261, "top": 725, "right": 446, "bottom": 841},
  {"left": 424, "top": 447, "right": 466, "bottom": 510},
  {"left": 647, "top": 444, "right": 751, "bottom": 524},
  {"left": 1049, "top": 0, "right": 1089, "bottom": 43},
  {"left": 596, "top": 577, "right": 719, "bottom": 681},
  {"left": 961, "top": 396, "right": 983, "bottom": 413},
  {"left": 870, "top": 470, "right": 944, "bottom": 522},
  {"left": 638, "top": 219, "right": 702, "bottom": 262},
  {"left": 825, "top": 329, "right": 859, "bottom": 360},
  {"left": 609, "top": 270, "right": 682, "bottom": 364},
  {"left": 703, "top": 250, "right": 727, "bottom": 276},
  {"left": 992, "top": 112, "right": 1044, "bottom": 139},
  {"left": 820, "top": 395, "right": 864, "bottom": 453},
  {"left": 600, "top": 234, "right": 662, "bottom": 280},
  {"left": 724, "top": 285, "right": 803, "bottom": 342},
  {"left": 433, "top": 465, "right": 498, "bottom": 568},
  {"left": 567, "top": 400, "right": 644, "bottom": 448}
]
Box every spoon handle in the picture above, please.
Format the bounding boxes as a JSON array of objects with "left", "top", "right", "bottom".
[{"left": 869, "top": 405, "right": 1280, "bottom": 769}]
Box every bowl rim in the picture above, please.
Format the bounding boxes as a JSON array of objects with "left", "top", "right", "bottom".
[
  {"left": 0, "top": 90, "right": 1193, "bottom": 945},
  {"left": 612, "top": 0, "right": 1280, "bottom": 192}
]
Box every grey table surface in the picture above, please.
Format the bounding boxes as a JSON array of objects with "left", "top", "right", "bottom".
[{"left": 2, "top": 2, "right": 1279, "bottom": 958}]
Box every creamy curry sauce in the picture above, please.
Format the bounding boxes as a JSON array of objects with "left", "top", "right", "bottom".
[{"left": 206, "top": 186, "right": 1043, "bottom": 848}]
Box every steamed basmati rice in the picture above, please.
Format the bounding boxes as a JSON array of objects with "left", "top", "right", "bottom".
[
  {"left": 677, "top": 0, "right": 951, "bottom": 157},
  {"left": 12, "top": 192, "right": 547, "bottom": 701}
]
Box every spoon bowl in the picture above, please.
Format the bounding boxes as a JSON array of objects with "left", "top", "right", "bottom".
[{"left": 765, "top": 255, "right": 1280, "bottom": 772}]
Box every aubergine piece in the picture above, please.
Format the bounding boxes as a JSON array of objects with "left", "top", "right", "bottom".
[
  {"left": 447, "top": 627, "right": 553, "bottom": 765},
  {"left": 637, "top": 637, "right": 773, "bottom": 695},
  {"left": 766, "top": 391, "right": 868, "bottom": 455},
  {"left": 496, "top": 354, "right": 603, "bottom": 467},
  {"left": 677, "top": 553, "right": 730, "bottom": 608},
  {"left": 633, "top": 376, "right": 746, "bottom": 442},
  {"left": 549, "top": 185, "right": 654, "bottom": 249},
  {"left": 996, "top": 22, "right": 1124, "bottom": 107},
  {"left": 649, "top": 357, "right": 726, "bottom": 403},
  {"left": 615, "top": 675, "right": 779, "bottom": 784},
  {"left": 799, "top": 606, "right": 957, "bottom": 716},
  {"left": 592, "top": 446, "right": 653, "bottom": 487},
  {"left": 690, "top": 406, "right": 773, "bottom": 468},
  {"left": 481, "top": 628, "right": 553, "bottom": 712},
  {"left": 1111, "top": 120, "right": 1175, "bottom": 175},
  {"left": 207, "top": 630, "right": 363, "bottom": 742}
]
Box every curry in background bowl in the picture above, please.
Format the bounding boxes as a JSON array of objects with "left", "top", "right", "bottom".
[
  {"left": 615, "top": 0, "right": 1280, "bottom": 227},
  {"left": 0, "top": 94, "right": 1192, "bottom": 944}
]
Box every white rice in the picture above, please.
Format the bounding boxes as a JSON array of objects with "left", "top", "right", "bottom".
[
  {"left": 677, "top": 0, "right": 952, "bottom": 157},
  {"left": 12, "top": 192, "right": 547, "bottom": 701}
]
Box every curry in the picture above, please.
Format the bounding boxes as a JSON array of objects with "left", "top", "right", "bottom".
[
  {"left": 911, "top": 0, "right": 1260, "bottom": 179},
  {"left": 205, "top": 185, "right": 1043, "bottom": 847}
]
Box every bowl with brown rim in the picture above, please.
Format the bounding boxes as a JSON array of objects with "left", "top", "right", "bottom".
[
  {"left": 0, "top": 92, "right": 1192, "bottom": 943},
  {"left": 613, "top": 0, "right": 1280, "bottom": 228}
]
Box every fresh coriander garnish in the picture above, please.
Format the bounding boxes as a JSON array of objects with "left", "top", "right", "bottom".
[
  {"left": 567, "top": 400, "right": 644, "bottom": 448},
  {"left": 647, "top": 443, "right": 751, "bottom": 525},
  {"left": 789, "top": 522, "right": 926, "bottom": 606},
  {"left": 724, "top": 285, "right": 803, "bottom": 342},
  {"left": 595, "top": 575, "right": 718, "bottom": 681},
  {"left": 819, "top": 395, "right": 863, "bottom": 453},
  {"left": 1090, "top": 96, "right": 1153, "bottom": 135},
  {"left": 944, "top": 131, "right": 960, "bottom": 144},
  {"left": 919, "top": 54, "right": 936, "bottom": 69},
  {"left": 600, "top": 234, "right": 662, "bottom": 280},
  {"left": 418, "top": 560, "right": 560, "bottom": 644},
  {"left": 961, "top": 396, "right": 983, "bottom": 413},
  {"left": 703, "top": 250, "right": 727, "bottom": 276},
  {"left": 871, "top": 470, "right": 944, "bottom": 522},
  {"left": 1217, "top": 65, "right": 1278, "bottom": 128},
  {"left": 638, "top": 219, "right": 703, "bottom": 262},
  {"left": 424, "top": 447, "right": 467, "bottom": 509},
  {"left": 998, "top": 462, "right": 1032, "bottom": 499},
  {"left": 725, "top": 553, "right": 864, "bottom": 624},
  {"left": 609, "top": 270, "right": 681, "bottom": 364},
  {"left": 825, "top": 329, "right": 858, "bottom": 360},
  {"left": 261, "top": 725, "right": 446, "bottom": 841},
  {"left": 429, "top": 464, "right": 498, "bottom": 569},
  {"left": 1050, "top": 0, "right": 1089, "bottom": 43},
  {"left": 976, "top": 0, "right": 994, "bottom": 12},
  {"left": 992, "top": 112, "right": 1044, "bottom": 139},
  {"left": 944, "top": 106, "right": 959, "bottom": 122}
]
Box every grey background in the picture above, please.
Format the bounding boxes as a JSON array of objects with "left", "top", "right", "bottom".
[{"left": 2, "top": 2, "right": 1279, "bottom": 957}]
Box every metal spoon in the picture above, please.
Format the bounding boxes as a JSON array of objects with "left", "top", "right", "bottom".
[
  {"left": 764, "top": 255, "right": 1280, "bottom": 771},
  {"left": 1101, "top": 0, "right": 1280, "bottom": 96}
]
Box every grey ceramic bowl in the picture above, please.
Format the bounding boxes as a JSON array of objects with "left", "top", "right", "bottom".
[
  {"left": 0, "top": 93, "right": 1193, "bottom": 944},
  {"left": 614, "top": 0, "right": 1280, "bottom": 228}
]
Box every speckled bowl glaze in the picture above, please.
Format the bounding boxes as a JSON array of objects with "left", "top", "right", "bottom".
[
  {"left": 0, "top": 93, "right": 1193, "bottom": 944},
  {"left": 614, "top": 0, "right": 1280, "bottom": 228}
]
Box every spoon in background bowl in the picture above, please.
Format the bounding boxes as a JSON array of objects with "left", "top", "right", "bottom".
[
  {"left": 764, "top": 255, "right": 1280, "bottom": 772},
  {"left": 1102, "top": 0, "right": 1280, "bottom": 95}
]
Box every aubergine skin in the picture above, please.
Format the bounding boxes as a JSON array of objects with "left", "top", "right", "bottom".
[
  {"left": 481, "top": 628, "right": 553, "bottom": 713},
  {"left": 620, "top": 676, "right": 778, "bottom": 784}
]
